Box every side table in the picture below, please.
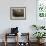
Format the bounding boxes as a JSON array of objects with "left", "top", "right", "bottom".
[{"left": 4, "top": 33, "right": 18, "bottom": 46}]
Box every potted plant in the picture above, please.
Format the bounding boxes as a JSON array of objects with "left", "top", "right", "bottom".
[
  {"left": 32, "top": 25, "right": 46, "bottom": 43},
  {"left": 33, "top": 32, "right": 46, "bottom": 43}
]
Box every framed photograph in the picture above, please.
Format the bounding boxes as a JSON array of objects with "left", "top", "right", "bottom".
[
  {"left": 37, "top": 0, "right": 46, "bottom": 18},
  {"left": 10, "top": 7, "right": 26, "bottom": 20},
  {"left": 36, "top": 0, "right": 46, "bottom": 26}
]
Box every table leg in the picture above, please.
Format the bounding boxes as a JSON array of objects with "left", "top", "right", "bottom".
[{"left": 5, "top": 34, "right": 7, "bottom": 46}]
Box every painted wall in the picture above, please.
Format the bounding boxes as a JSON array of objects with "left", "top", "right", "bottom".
[{"left": 0, "top": 0, "right": 36, "bottom": 42}]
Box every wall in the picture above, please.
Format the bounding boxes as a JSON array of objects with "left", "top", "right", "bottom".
[{"left": 0, "top": 0, "right": 36, "bottom": 42}]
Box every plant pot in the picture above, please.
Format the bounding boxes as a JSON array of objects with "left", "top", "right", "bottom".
[
  {"left": 37, "top": 39, "right": 44, "bottom": 44},
  {"left": 37, "top": 39, "right": 40, "bottom": 43}
]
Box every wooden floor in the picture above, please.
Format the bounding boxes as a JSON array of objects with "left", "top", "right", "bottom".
[{"left": 0, "top": 42, "right": 46, "bottom": 46}]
